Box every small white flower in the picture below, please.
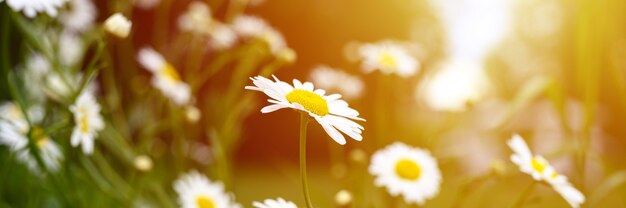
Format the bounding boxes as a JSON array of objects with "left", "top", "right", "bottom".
[
  {"left": 133, "top": 155, "right": 153, "bottom": 172},
  {"left": 59, "top": 0, "right": 96, "bottom": 32},
  {"left": 252, "top": 198, "right": 297, "bottom": 208},
  {"left": 0, "top": 103, "right": 63, "bottom": 173},
  {"left": 0, "top": 103, "right": 29, "bottom": 151},
  {"left": 104, "top": 13, "right": 132, "bottom": 38},
  {"left": 358, "top": 42, "right": 419, "bottom": 77},
  {"left": 246, "top": 75, "right": 365, "bottom": 145},
  {"left": 334, "top": 190, "right": 352, "bottom": 207},
  {"left": 174, "top": 170, "right": 241, "bottom": 208},
  {"left": 507, "top": 134, "right": 585, "bottom": 208},
  {"left": 178, "top": 2, "right": 213, "bottom": 35},
  {"left": 137, "top": 47, "right": 191, "bottom": 106},
  {"left": 0, "top": 0, "right": 66, "bottom": 18},
  {"left": 369, "top": 142, "right": 442, "bottom": 205},
  {"left": 508, "top": 134, "right": 554, "bottom": 181},
  {"left": 310, "top": 65, "right": 364, "bottom": 99},
  {"left": 232, "top": 15, "right": 287, "bottom": 54},
  {"left": 70, "top": 90, "right": 105, "bottom": 154},
  {"left": 209, "top": 23, "right": 237, "bottom": 50},
  {"left": 59, "top": 31, "right": 85, "bottom": 66}
]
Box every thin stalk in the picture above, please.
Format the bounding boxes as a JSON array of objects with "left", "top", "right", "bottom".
[
  {"left": 299, "top": 113, "right": 314, "bottom": 208},
  {"left": 511, "top": 181, "right": 536, "bottom": 208}
]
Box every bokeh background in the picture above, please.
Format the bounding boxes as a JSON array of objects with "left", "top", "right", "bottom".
[{"left": 2, "top": 0, "right": 626, "bottom": 207}]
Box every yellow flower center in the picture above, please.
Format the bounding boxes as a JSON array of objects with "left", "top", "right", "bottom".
[
  {"left": 395, "top": 158, "right": 422, "bottom": 181},
  {"left": 159, "top": 63, "right": 181, "bottom": 82},
  {"left": 531, "top": 157, "right": 548, "bottom": 173},
  {"left": 196, "top": 195, "right": 215, "bottom": 208},
  {"left": 285, "top": 89, "right": 329, "bottom": 116},
  {"left": 37, "top": 137, "right": 50, "bottom": 148},
  {"left": 79, "top": 116, "right": 90, "bottom": 133},
  {"left": 550, "top": 172, "right": 559, "bottom": 179},
  {"left": 378, "top": 52, "right": 397, "bottom": 68}
]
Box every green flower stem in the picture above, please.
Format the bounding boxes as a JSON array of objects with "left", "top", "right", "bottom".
[
  {"left": 511, "top": 181, "right": 536, "bottom": 208},
  {"left": 299, "top": 113, "right": 314, "bottom": 208}
]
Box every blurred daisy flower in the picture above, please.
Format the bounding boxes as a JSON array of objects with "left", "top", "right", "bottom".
[
  {"left": 309, "top": 65, "right": 364, "bottom": 99},
  {"left": 104, "top": 13, "right": 132, "bottom": 38},
  {"left": 232, "top": 15, "right": 287, "bottom": 55},
  {"left": 58, "top": 31, "right": 85, "bottom": 66},
  {"left": 369, "top": 142, "right": 442, "bottom": 205},
  {"left": 178, "top": 2, "right": 236, "bottom": 50},
  {"left": 70, "top": 90, "right": 105, "bottom": 154},
  {"left": 358, "top": 41, "right": 419, "bottom": 77},
  {"left": 252, "top": 198, "right": 297, "bottom": 208},
  {"left": 507, "top": 134, "right": 585, "bottom": 208},
  {"left": 246, "top": 75, "right": 365, "bottom": 145},
  {"left": 0, "top": 103, "right": 63, "bottom": 173},
  {"left": 59, "top": 0, "right": 96, "bottom": 32},
  {"left": 174, "top": 170, "right": 241, "bottom": 208},
  {"left": 0, "top": 0, "right": 66, "bottom": 18},
  {"left": 138, "top": 47, "right": 191, "bottom": 106}
]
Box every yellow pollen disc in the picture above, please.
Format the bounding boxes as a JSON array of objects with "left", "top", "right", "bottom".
[
  {"left": 395, "top": 158, "right": 422, "bottom": 181},
  {"left": 285, "top": 89, "right": 329, "bottom": 116},
  {"left": 196, "top": 195, "right": 215, "bottom": 208},
  {"left": 378, "top": 52, "right": 397, "bottom": 68},
  {"left": 37, "top": 137, "right": 50, "bottom": 148},
  {"left": 79, "top": 116, "right": 90, "bottom": 133},
  {"left": 159, "top": 63, "right": 181, "bottom": 82},
  {"left": 550, "top": 172, "right": 559, "bottom": 179},
  {"left": 531, "top": 157, "right": 547, "bottom": 173}
]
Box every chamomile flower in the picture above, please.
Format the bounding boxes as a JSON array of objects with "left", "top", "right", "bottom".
[
  {"left": 358, "top": 42, "right": 419, "bottom": 77},
  {"left": 17, "top": 128, "right": 64, "bottom": 173},
  {"left": 59, "top": 0, "right": 96, "bottom": 32},
  {"left": 178, "top": 2, "right": 213, "bottom": 35},
  {"left": 507, "top": 134, "right": 555, "bottom": 181},
  {"left": 137, "top": 47, "right": 191, "bottom": 106},
  {"left": 252, "top": 198, "right": 297, "bottom": 208},
  {"left": 0, "top": 103, "right": 30, "bottom": 151},
  {"left": 507, "top": 134, "right": 585, "bottom": 207},
  {"left": 174, "top": 170, "right": 241, "bottom": 208},
  {"left": 70, "top": 90, "right": 105, "bottom": 154},
  {"left": 0, "top": 103, "right": 63, "bottom": 173},
  {"left": 369, "top": 142, "right": 442, "bottom": 205},
  {"left": 0, "top": 0, "right": 66, "bottom": 18},
  {"left": 104, "top": 13, "right": 132, "bottom": 38},
  {"left": 58, "top": 31, "right": 85, "bottom": 66},
  {"left": 232, "top": 15, "right": 287, "bottom": 54},
  {"left": 209, "top": 23, "right": 237, "bottom": 50},
  {"left": 310, "top": 65, "right": 364, "bottom": 99},
  {"left": 245, "top": 75, "right": 365, "bottom": 145}
]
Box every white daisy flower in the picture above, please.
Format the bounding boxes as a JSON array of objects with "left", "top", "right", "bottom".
[
  {"left": 104, "top": 13, "right": 132, "bottom": 38},
  {"left": 137, "top": 47, "right": 191, "bottom": 106},
  {"left": 0, "top": 103, "right": 30, "bottom": 151},
  {"left": 245, "top": 75, "right": 365, "bottom": 145},
  {"left": 209, "top": 23, "right": 237, "bottom": 50},
  {"left": 178, "top": 1, "right": 213, "bottom": 35},
  {"left": 310, "top": 65, "right": 364, "bottom": 99},
  {"left": 59, "top": 0, "right": 96, "bottom": 32},
  {"left": 232, "top": 15, "right": 287, "bottom": 54},
  {"left": 69, "top": 90, "right": 105, "bottom": 154},
  {"left": 17, "top": 128, "right": 64, "bottom": 173},
  {"left": 0, "top": 103, "right": 63, "bottom": 173},
  {"left": 507, "top": 134, "right": 585, "bottom": 208},
  {"left": 174, "top": 170, "right": 241, "bottom": 208},
  {"left": 358, "top": 42, "right": 419, "bottom": 77},
  {"left": 252, "top": 198, "right": 297, "bottom": 208},
  {"left": 58, "top": 31, "right": 85, "bottom": 66},
  {"left": 0, "top": 0, "right": 67, "bottom": 18},
  {"left": 507, "top": 134, "right": 555, "bottom": 181},
  {"left": 369, "top": 142, "right": 442, "bottom": 205}
]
